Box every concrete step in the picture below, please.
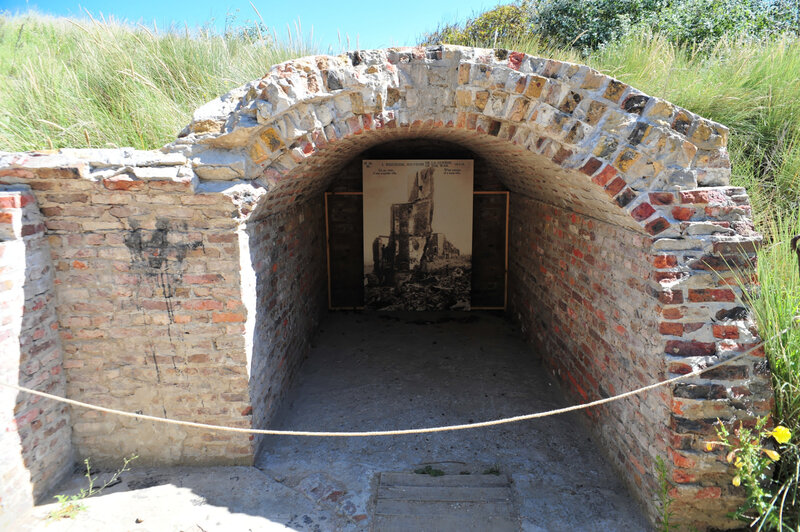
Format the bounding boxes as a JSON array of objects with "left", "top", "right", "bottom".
[
  {"left": 378, "top": 485, "right": 512, "bottom": 502},
  {"left": 376, "top": 499, "right": 515, "bottom": 516},
  {"left": 380, "top": 472, "right": 509, "bottom": 487},
  {"left": 372, "top": 513, "right": 519, "bottom": 532},
  {"left": 373, "top": 472, "right": 519, "bottom": 532}
]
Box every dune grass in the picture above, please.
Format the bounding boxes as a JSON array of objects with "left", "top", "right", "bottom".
[{"left": 0, "top": 12, "right": 314, "bottom": 151}]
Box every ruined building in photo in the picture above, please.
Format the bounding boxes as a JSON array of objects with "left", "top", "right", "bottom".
[{"left": 366, "top": 165, "right": 470, "bottom": 310}]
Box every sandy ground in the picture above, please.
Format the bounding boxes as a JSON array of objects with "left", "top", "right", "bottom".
[{"left": 16, "top": 311, "right": 649, "bottom": 531}]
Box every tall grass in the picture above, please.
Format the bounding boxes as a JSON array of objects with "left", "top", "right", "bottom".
[
  {"left": 730, "top": 210, "right": 800, "bottom": 530},
  {"left": 0, "top": 12, "right": 315, "bottom": 150},
  {"left": 752, "top": 213, "right": 800, "bottom": 426}
]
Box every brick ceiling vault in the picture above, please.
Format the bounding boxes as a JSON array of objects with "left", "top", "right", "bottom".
[{"left": 177, "top": 44, "right": 743, "bottom": 240}]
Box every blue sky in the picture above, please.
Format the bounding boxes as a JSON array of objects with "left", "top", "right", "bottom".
[{"left": 1, "top": 0, "right": 503, "bottom": 51}]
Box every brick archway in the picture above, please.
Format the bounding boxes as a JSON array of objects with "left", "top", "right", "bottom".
[
  {"left": 187, "top": 45, "right": 729, "bottom": 231},
  {"left": 0, "top": 45, "right": 769, "bottom": 530},
  {"left": 181, "top": 45, "right": 768, "bottom": 528}
]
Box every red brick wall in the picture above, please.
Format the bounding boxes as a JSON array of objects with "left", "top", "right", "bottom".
[
  {"left": 509, "top": 195, "right": 667, "bottom": 510},
  {"left": 0, "top": 160, "right": 256, "bottom": 467},
  {"left": 247, "top": 197, "right": 328, "bottom": 452},
  {"left": 0, "top": 186, "right": 72, "bottom": 528}
]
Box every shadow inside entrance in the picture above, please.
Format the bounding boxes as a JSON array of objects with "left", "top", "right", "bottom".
[{"left": 256, "top": 312, "right": 649, "bottom": 531}]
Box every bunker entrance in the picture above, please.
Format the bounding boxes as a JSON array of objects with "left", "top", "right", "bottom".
[
  {"left": 247, "top": 137, "right": 653, "bottom": 526},
  {"left": 256, "top": 311, "right": 648, "bottom": 528},
  {"left": 0, "top": 46, "right": 772, "bottom": 530}
]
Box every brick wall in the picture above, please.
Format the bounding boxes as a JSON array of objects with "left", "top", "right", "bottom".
[
  {"left": 509, "top": 195, "right": 667, "bottom": 515},
  {"left": 650, "top": 186, "right": 770, "bottom": 523},
  {"left": 247, "top": 197, "right": 327, "bottom": 452},
  {"left": 0, "top": 186, "right": 72, "bottom": 528},
  {"left": 0, "top": 153, "right": 256, "bottom": 468}
]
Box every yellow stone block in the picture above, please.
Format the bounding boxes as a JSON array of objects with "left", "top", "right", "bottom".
[
  {"left": 458, "top": 64, "right": 471, "bottom": 84},
  {"left": 508, "top": 98, "right": 531, "bottom": 122},
  {"left": 455, "top": 89, "right": 473, "bottom": 108},
  {"left": 349, "top": 93, "right": 365, "bottom": 114},
  {"left": 646, "top": 99, "right": 675, "bottom": 121},
  {"left": 581, "top": 70, "right": 606, "bottom": 91},
  {"left": 615, "top": 147, "right": 642, "bottom": 172},
  {"left": 603, "top": 80, "right": 627, "bottom": 103},
  {"left": 691, "top": 121, "right": 713, "bottom": 143},
  {"left": 249, "top": 142, "right": 268, "bottom": 164},
  {"left": 191, "top": 119, "right": 223, "bottom": 135},
  {"left": 524, "top": 75, "right": 546, "bottom": 99},
  {"left": 259, "top": 128, "right": 284, "bottom": 152},
  {"left": 475, "top": 91, "right": 490, "bottom": 111}
]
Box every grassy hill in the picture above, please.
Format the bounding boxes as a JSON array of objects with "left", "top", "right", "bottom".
[{"left": 0, "top": 13, "right": 313, "bottom": 150}]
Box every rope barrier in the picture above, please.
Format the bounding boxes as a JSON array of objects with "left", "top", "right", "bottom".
[{"left": 0, "top": 329, "right": 786, "bottom": 437}]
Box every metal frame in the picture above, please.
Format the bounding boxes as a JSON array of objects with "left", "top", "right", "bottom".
[{"left": 324, "top": 190, "right": 510, "bottom": 311}]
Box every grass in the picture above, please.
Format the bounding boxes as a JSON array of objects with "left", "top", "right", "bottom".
[
  {"left": 414, "top": 465, "right": 445, "bottom": 477},
  {"left": 0, "top": 12, "right": 315, "bottom": 151},
  {"left": 48, "top": 455, "right": 138, "bottom": 521}
]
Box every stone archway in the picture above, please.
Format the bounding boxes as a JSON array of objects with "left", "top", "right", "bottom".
[
  {"left": 182, "top": 45, "right": 766, "bottom": 527},
  {"left": 0, "top": 45, "right": 769, "bottom": 529}
]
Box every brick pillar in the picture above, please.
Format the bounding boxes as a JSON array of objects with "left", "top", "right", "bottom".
[{"left": 0, "top": 185, "right": 72, "bottom": 528}]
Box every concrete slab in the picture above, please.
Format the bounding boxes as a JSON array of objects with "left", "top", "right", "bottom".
[
  {"left": 256, "top": 311, "right": 650, "bottom": 531},
  {"left": 16, "top": 466, "right": 346, "bottom": 531}
]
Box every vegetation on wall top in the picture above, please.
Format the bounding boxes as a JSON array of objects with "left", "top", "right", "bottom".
[
  {"left": 0, "top": 12, "right": 313, "bottom": 151},
  {"left": 423, "top": 0, "right": 799, "bottom": 52}
]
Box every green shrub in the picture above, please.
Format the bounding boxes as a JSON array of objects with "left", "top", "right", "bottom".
[
  {"left": 532, "top": 0, "right": 665, "bottom": 52},
  {"left": 642, "top": 0, "right": 800, "bottom": 47},
  {"left": 434, "top": 0, "right": 800, "bottom": 53},
  {"left": 421, "top": 1, "right": 533, "bottom": 48}
]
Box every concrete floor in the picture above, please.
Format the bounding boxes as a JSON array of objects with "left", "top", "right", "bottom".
[
  {"left": 18, "top": 311, "right": 650, "bottom": 532},
  {"left": 256, "top": 311, "right": 650, "bottom": 531}
]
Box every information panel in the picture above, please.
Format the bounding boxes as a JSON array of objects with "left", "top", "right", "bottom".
[{"left": 363, "top": 160, "right": 474, "bottom": 311}]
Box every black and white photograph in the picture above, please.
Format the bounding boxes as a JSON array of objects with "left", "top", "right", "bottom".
[{"left": 363, "top": 160, "right": 474, "bottom": 311}]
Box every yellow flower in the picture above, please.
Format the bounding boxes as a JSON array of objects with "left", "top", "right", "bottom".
[
  {"left": 763, "top": 449, "right": 781, "bottom": 461},
  {"left": 732, "top": 475, "right": 741, "bottom": 487},
  {"left": 771, "top": 426, "right": 792, "bottom": 444},
  {"left": 705, "top": 441, "right": 716, "bottom": 451},
  {"left": 734, "top": 457, "right": 743, "bottom": 469},
  {"left": 726, "top": 451, "right": 736, "bottom": 463}
]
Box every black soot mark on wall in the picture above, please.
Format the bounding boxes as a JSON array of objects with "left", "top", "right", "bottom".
[
  {"left": 124, "top": 218, "right": 205, "bottom": 383},
  {"left": 124, "top": 218, "right": 203, "bottom": 326}
]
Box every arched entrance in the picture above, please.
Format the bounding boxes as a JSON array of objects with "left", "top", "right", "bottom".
[
  {"left": 176, "top": 45, "right": 766, "bottom": 528},
  {"left": 0, "top": 45, "right": 769, "bottom": 530}
]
